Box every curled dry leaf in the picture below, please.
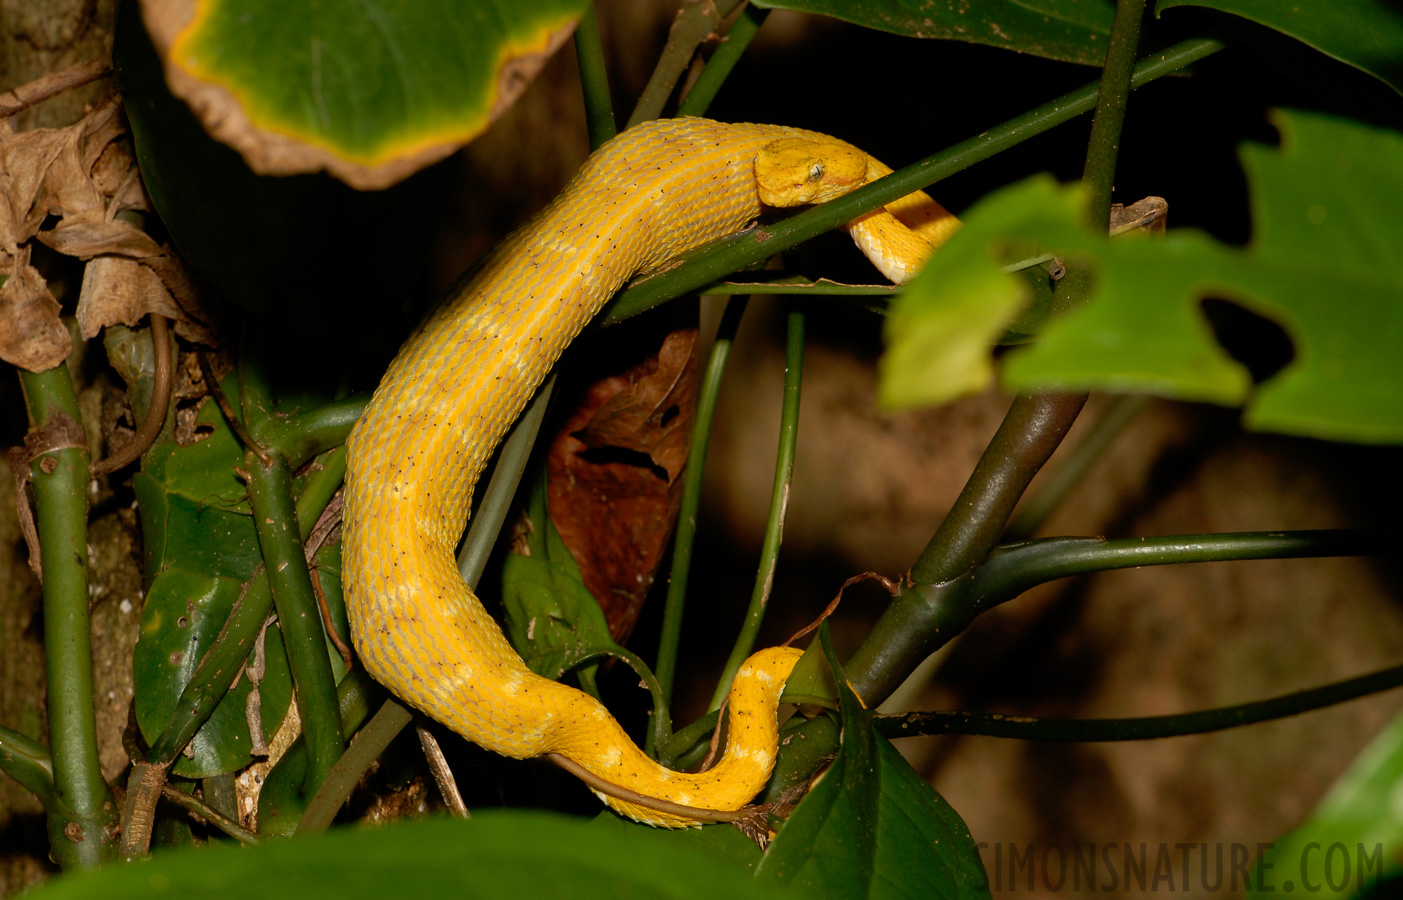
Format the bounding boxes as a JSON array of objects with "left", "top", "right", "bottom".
[
  {"left": 0, "top": 84, "right": 217, "bottom": 356},
  {"left": 546, "top": 322, "right": 700, "bottom": 642},
  {"left": 0, "top": 245, "right": 70, "bottom": 371}
]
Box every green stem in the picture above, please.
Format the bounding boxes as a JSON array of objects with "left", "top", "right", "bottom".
[
  {"left": 598, "top": 37, "right": 1225, "bottom": 327},
  {"left": 254, "top": 395, "right": 367, "bottom": 470},
  {"left": 1004, "top": 394, "right": 1149, "bottom": 541},
  {"left": 19, "top": 365, "right": 118, "bottom": 868},
  {"left": 0, "top": 723, "right": 56, "bottom": 808},
  {"left": 1082, "top": 0, "right": 1148, "bottom": 231},
  {"left": 244, "top": 452, "right": 345, "bottom": 794},
  {"left": 457, "top": 374, "right": 556, "bottom": 587},
  {"left": 708, "top": 308, "right": 803, "bottom": 711},
  {"left": 911, "top": 393, "right": 1088, "bottom": 586},
  {"left": 159, "top": 785, "right": 259, "bottom": 844},
  {"left": 968, "top": 530, "right": 1396, "bottom": 606},
  {"left": 652, "top": 298, "right": 748, "bottom": 721},
  {"left": 627, "top": 0, "right": 744, "bottom": 128},
  {"left": 146, "top": 449, "right": 346, "bottom": 764},
  {"left": 297, "top": 699, "right": 413, "bottom": 834},
  {"left": 675, "top": 3, "right": 768, "bottom": 118},
  {"left": 704, "top": 277, "right": 897, "bottom": 296},
  {"left": 574, "top": 3, "right": 616, "bottom": 149},
  {"left": 877, "top": 661, "right": 1403, "bottom": 742}
]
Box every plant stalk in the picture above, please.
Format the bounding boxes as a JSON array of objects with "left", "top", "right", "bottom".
[
  {"left": 708, "top": 308, "right": 803, "bottom": 711},
  {"left": 19, "top": 365, "right": 118, "bottom": 868}
]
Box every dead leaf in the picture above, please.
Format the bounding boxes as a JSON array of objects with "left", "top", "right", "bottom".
[
  {"left": 77, "top": 256, "right": 184, "bottom": 339},
  {"left": 0, "top": 245, "right": 70, "bottom": 372},
  {"left": 38, "top": 217, "right": 164, "bottom": 259},
  {"left": 546, "top": 317, "right": 701, "bottom": 642}
]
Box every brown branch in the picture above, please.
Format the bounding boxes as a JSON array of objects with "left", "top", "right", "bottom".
[
  {"left": 0, "top": 58, "right": 110, "bottom": 119},
  {"left": 196, "top": 350, "right": 271, "bottom": 466}
]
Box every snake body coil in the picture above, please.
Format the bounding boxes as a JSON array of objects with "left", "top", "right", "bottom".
[{"left": 344, "top": 117, "right": 957, "bottom": 826}]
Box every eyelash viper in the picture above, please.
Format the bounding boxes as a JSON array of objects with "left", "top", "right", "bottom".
[{"left": 342, "top": 116, "right": 959, "bottom": 827}]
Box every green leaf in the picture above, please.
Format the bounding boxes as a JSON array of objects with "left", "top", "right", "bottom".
[
  {"left": 136, "top": 0, "right": 586, "bottom": 189},
  {"left": 750, "top": 0, "right": 1115, "bottom": 65},
  {"left": 759, "top": 625, "right": 990, "bottom": 899},
  {"left": 1249, "top": 708, "right": 1403, "bottom": 898},
  {"left": 881, "top": 111, "right": 1403, "bottom": 445},
  {"left": 116, "top": 9, "right": 457, "bottom": 316},
  {"left": 880, "top": 179, "right": 1090, "bottom": 410},
  {"left": 501, "top": 468, "right": 617, "bottom": 685},
  {"left": 28, "top": 811, "right": 789, "bottom": 900},
  {"left": 133, "top": 569, "right": 292, "bottom": 778},
  {"left": 1157, "top": 0, "right": 1403, "bottom": 95}
]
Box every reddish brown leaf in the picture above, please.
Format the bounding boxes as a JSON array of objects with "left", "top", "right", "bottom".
[{"left": 546, "top": 317, "right": 701, "bottom": 642}]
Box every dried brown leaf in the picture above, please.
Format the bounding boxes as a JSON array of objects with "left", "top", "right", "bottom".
[
  {"left": 38, "top": 216, "right": 164, "bottom": 260},
  {"left": 0, "top": 246, "right": 70, "bottom": 372},
  {"left": 546, "top": 320, "right": 701, "bottom": 641},
  {"left": 76, "top": 256, "right": 184, "bottom": 339}
]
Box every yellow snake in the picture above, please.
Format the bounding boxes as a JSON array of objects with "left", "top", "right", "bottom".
[{"left": 343, "top": 117, "right": 959, "bottom": 827}]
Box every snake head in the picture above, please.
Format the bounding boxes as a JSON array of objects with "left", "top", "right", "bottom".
[{"left": 755, "top": 137, "right": 869, "bottom": 207}]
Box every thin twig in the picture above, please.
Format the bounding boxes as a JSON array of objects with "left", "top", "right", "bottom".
[
  {"left": 159, "top": 784, "right": 259, "bottom": 844},
  {"left": 626, "top": 0, "right": 743, "bottom": 127},
  {"left": 876, "top": 661, "right": 1403, "bottom": 743},
  {"left": 784, "top": 572, "right": 898, "bottom": 648},
  {"left": 416, "top": 725, "right": 469, "bottom": 818},
  {"left": 0, "top": 58, "right": 110, "bottom": 119},
  {"left": 196, "top": 350, "right": 272, "bottom": 467},
  {"left": 94, "top": 314, "right": 173, "bottom": 475}
]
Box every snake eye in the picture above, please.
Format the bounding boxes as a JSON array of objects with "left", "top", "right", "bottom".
[{"left": 808, "top": 163, "right": 824, "bottom": 182}]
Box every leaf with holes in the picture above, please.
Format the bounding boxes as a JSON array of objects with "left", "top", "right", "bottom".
[{"left": 881, "top": 110, "right": 1403, "bottom": 445}]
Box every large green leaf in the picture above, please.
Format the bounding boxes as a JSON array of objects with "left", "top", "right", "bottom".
[
  {"left": 501, "top": 468, "right": 617, "bottom": 687},
  {"left": 1157, "top": 0, "right": 1403, "bottom": 95},
  {"left": 758, "top": 627, "right": 990, "bottom": 899},
  {"left": 1249, "top": 708, "right": 1403, "bottom": 898},
  {"left": 132, "top": 569, "right": 293, "bottom": 778},
  {"left": 28, "top": 812, "right": 789, "bottom": 900},
  {"left": 881, "top": 110, "right": 1403, "bottom": 445},
  {"left": 751, "top": 0, "right": 1115, "bottom": 65},
  {"left": 134, "top": 0, "right": 586, "bottom": 189}
]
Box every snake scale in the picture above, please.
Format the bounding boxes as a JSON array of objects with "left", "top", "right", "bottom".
[{"left": 343, "top": 117, "right": 959, "bottom": 827}]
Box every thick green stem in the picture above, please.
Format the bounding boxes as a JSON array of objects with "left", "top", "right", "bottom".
[
  {"left": 912, "top": 393, "right": 1089, "bottom": 585},
  {"left": 627, "top": 0, "right": 744, "bottom": 128},
  {"left": 574, "top": 3, "right": 616, "bottom": 149},
  {"left": 457, "top": 375, "right": 555, "bottom": 587},
  {"left": 254, "top": 395, "right": 367, "bottom": 470},
  {"left": 297, "top": 699, "right": 413, "bottom": 834},
  {"left": 0, "top": 723, "right": 56, "bottom": 808},
  {"left": 19, "top": 365, "right": 118, "bottom": 868},
  {"left": 244, "top": 453, "right": 345, "bottom": 794},
  {"left": 878, "top": 660, "right": 1403, "bottom": 742},
  {"left": 1004, "top": 394, "right": 1148, "bottom": 541},
  {"left": 676, "top": 3, "right": 768, "bottom": 118},
  {"left": 1082, "top": 0, "right": 1148, "bottom": 231},
  {"left": 708, "top": 309, "right": 803, "bottom": 711},
  {"left": 652, "top": 298, "right": 748, "bottom": 718},
  {"left": 599, "top": 37, "right": 1225, "bottom": 327},
  {"left": 146, "top": 449, "right": 346, "bottom": 764}
]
